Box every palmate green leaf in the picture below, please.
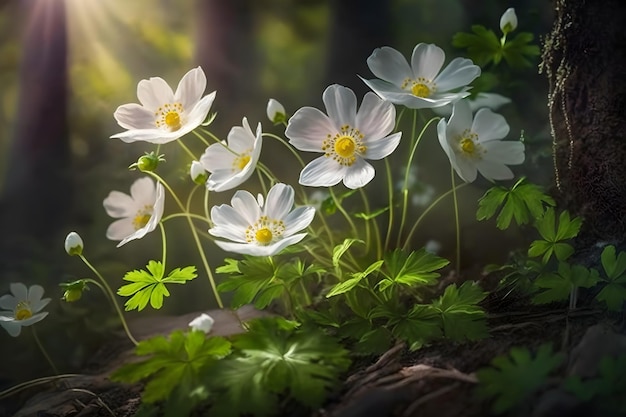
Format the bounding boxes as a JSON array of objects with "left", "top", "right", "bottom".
[
  {"left": 452, "top": 25, "right": 500, "bottom": 67},
  {"left": 378, "top": 249, "right": 449, "bottom": 291},
  {"left": 596, "top": 284, "right": 626, "bottom": 311},
  {"left": 432, "top": 281, "right": 488, "bottom": 341},
  {"left": 532, "top": 263, "right": 599, "bottom": 305},
  {"left": 476, "top": 344, "right": 564, "bottom": 414},
  {"left": 111, "top": 330, "right": 231, "bottom": 403},
  {"left": 217, "top": 256, "right": 274, "bottom": 309},
  {"left": 477, "top": 178, "right": 555, "bottom": 230},
  {"left": 326, "top": 260, "right": 383, "bottom": 298},
  {"left": 502, "top": 32, "right": 541, "bottom": 68},
  {"left": 595, "top": 245, "right": 626, "bottom": 311},
  {"left": 209, "top": 318, "right": 350, "bottom": 416},
  {"left": 528, "top": 208, "right": 581, "bottom": 265},
  {"left": 117, "top": 262, "right": 197, "bottom": 311},
  {"left": 389, "top": 304, "right": 442, "bottom": 351}
]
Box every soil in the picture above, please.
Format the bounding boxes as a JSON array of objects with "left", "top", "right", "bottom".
[{"left": 1, "top": 291, "right": 619, "bottom": 417}]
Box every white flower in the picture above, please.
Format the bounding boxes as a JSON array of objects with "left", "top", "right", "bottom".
[
  {"left": 190, "top": 160, "right": 208, "bottom": 185},
  {"left": 111, "top": 67, "right": 216, "bottom": 144},
  {"left": 0, "top": 283, "right": 50, "bottom": 337},
  {"left": 432, "top": 92, "right": 511, "bottom": 117},
  {"left": 103, "top": 177, "right": 165, "bottom": 247},
  {"left": 437, "top": 99, "right": 524, "bottom": 183},
  {"left": 424, "top": 240, "right": 442, "bottom": 254},
  {"left": 64, "top": 231, "right": 84, "bottom": 256},
  {"left": 189, "top": 313, "right": 215, "bottom": 334},
  {"left": 209, "top": 183, "right": 315, "bottom": 256},
  {"left": 200, "top": 118, "right": 263, "bottom": 192},
  {"left": 266, "top": 99, "right": 286, "bottom": 124},
  {"left": 361, "top": 43, "right": 481, "bottom": 109},
  {"left": 286, "top": 84, "right": 402, "bottom": 189},
  {"left": 500, "top": 8, "right": 518, "bottom": 34}
]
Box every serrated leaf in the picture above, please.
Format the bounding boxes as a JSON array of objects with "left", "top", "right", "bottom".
[
  {"left": 432, "top": 282, "right": 488, "bottom": 341},
  {"left": 601, "top": 245, "right": 626, "bottom": 280},
  {"left": 532, "top": 263, "right": 598, "bottom": 305},
  {"left": 452, "top": 25, "right": 500, "bottom": 66},
  {"left": 332, "top": 239, "right": 364, "bottom": 267},
  {"left": 326, "top": 260, "right": 383, "bottom": 298},
  {"left": 596, "top": 284, "right": 626, "bottom": 311},
  {"left": 380, "top": 249, "right": 449, "bottom": 290},
  {"left": 215, "top": 258, "right": 241, "bottom": 274},
  {"left": 555, "top": 211, "right": 582, "bottom": 240}
]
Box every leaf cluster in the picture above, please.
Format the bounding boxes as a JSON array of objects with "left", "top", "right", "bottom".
[
  {"left": 565, "top": 354, "right": 626, "bottom": 413},
  {"left": 528, "top": 208, "right": 582, "bottom": 264}
]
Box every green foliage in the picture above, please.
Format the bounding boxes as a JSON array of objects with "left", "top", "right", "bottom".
[
  {"left": 332, "top": 238, "right": 364, "bottom": 267},
  {"left": 532, "top": 262, "right": 599, "bottom": 305},
  {"left": 376, "top": 248, "right": 449, "bottom": 292},
  {"left": 596, "top": 245, "right": 626, "bottom": 311},
  {"left": 326, "top": 260, "right": 383, "bottom": 298},
  {"left": 484, "top": 253, "right": 542, "bottom": 295},
  {"left": 110, "top": 330, "right": 231, "bottom": 403},
  {"left": 370, "top": 303, "right": 442, "bottom": 351},
  {"left": 501, "top": 32, "right": 541, "bottom": 68},
  {"left": 528, "top": 208, "right": 582, "bottom": 264},
  {"left": 117, "top": 261, "right": 197, "bottom": 311},
  {"left": 476, "top": 177, "right": 555, "bottom": 230},
  {"left": 208, "top": 317, "right": 351, "bottom": 417},
  {"left": 565, "top": 354, "right": 626, "bottom": 413},
  {"left": 431, "top": 281, "right": 488, "bottom": 341},
  {"left": 476, "top": 344, "right": 564, "bottom": 414}
]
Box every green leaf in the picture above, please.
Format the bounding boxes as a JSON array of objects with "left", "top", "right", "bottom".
[
  {"left": 452, "top": 25, "right": 501, "bottom": 67},
  {"left": 390, "top": 304, "right": 442, "bottom": 350},
  {"left": 528, "top": 208, "right": 581, "bottom": 264},
  {"left": 555, "top": 210, "right": 582, "bottom": 240},
  {"left": 595, "top": 245, "right": 626, "bottom": 311},
  {"left": 432, "top": 282, "right": 488, "bottom": 341},
  {"left": 332, "top": 238, "right": 364, "bottom": 267},
  {"left": 600, "top": 245, "right": 626, "bottom": 280},
  {"left": 476, "top": 344, "right": 564, "bottom": 414},
  {"left": 532, "top": 263, "right": 599, "bottom": 305},
  {"left": 379, "top": 248, "right": 449, "bottom": 290},
  {"left": 216, "top": 256, "right": 275, "bottom": 309},
  {"left": 502, "top": 32, "right": 541, "bottom": 68},
  {"left": 354, "top": 206, "right": 389, "bottom": 220},
  {"left": 596, "top": 284, "right": 626, "bottom": 311},
  {"left": 326, "top": 260, "right": 383, "bottom": 298}
]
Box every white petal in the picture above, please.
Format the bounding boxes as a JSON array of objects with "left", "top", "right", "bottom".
[
  {"left": 433, "top": 58, "right": 481, "bottom": 92},
  {"left": 114, "top": 104, "right": 155, "bottom": 130},
  {"left": 355, "top": 92, "right": 395, "bottom": 139},
  {"left": 363, "top": 132, "right": 401, "bottom": 160},
  {"left": 437, "top": 118, "right": 457, "bottom": 169},
  {"left": 468, "top": 93, "right": 511, "bottom": 112},
  {"left": 208, "top": 127, "right": 260, "bottom": 192},
  {"left": 117, "top": 228, "right": 148, "bottom": 248},
  {"left": 107, "top": 218, "right": 135, "bottom": 241},
  {"left": 210, "top": 205, "right": 250, "bottom": 241},
  {"left": 264, "top": 184, "right": 294, "bottom": 220},
  {"left": 322, "top": 84, "right": 357, "bottom": 128},
  {"left": 214, "top": 234, "right": 307, "bottom": 257},
  {"left": 183, "top": 91, "right": 216, "bottom": 130},
  {"left": 282, "top": 206, "right": 315, "bottom": 236},
  {"left": 299, "top": 157, "right": 346, "bottom": 187},
  {"left": 472, "top": 109, "right": 510, "bottom": 142},
  {"left": 227, "top": 118, "right": 256, "bottom": 152},
  {"left": 231, "top": 191, "right": 262, "bottom": 224},
  {"left": 27, "top": 285, "right": 45, "bottom": 304},
  {"left": 175, "top": 67, "right": 207, "bottom": 110},
  {"left": 103, "top": 191, "right": 136, "bottom": 218},
  {"left": 475, "top": 159, "right": 515, "bottom": 181},
  {"left": 110, "top": 128, "right": 171, "bottom": 144},
  {"left": 201, "top": 143, "right": 237, "bottom": 171},
  {"left": 189, "top": 313, "right": 214, "bottom": 334},
  {"left": 411, "top": 43, "right": 445, "bottom": 80},
  {"left": 142, "top": 182, "right": 165, "bottom": 233},
  {"left": 130, "top": 177, "right": 156, "bottom": 206},
  {"left": 0, "top": 319, "right": 22, "bottom": 337},
  {"left": 31, "top": 297, "right": 51, "bottom": 314},
  {"left": 137, "top": 76, "right": 175, "bottom": 110},
  {"left": 361, "top": 78, "right": 461, "bottom": 109},
  {"left": 447, "top": 100, "right": 473, "bottom": 138},
  {"left": 286, "top": 107, "right": 335, "bottom": 152},
  {"left": 0, "top": 294, "right": 16, "bottom": 311},
  {"left": 343, "top": 158, "right": 375, "bottom": 189},
  {"left": 482, "top": 140, "right": 525, "bottom": 165},
  {"left": 10, "top": 283, "right": 28, "bottom": 303},
  {"left": 366, "top": 46, "right": 413, "bottom": 86},
  {"left": 15, "top": 312, "right": 48, "bottom": 327},
  {"left": 453, "top": 154, "right": 478, "bottom": 183}
]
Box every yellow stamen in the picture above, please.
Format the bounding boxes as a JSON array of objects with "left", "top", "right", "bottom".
[
  {"left": 164, "top": 112, "right": 181, "bottom": 130},
  {"left": 255, "top": 228, "right": 273, "bottom": 244},
  {"left": 235, "top": 155, "right": 251, "bottom": 170},
  {"left": 460, "top": 138, "right": 475, "bottom": 154},
  {"left": 15, "top": 301, "right": 32, "bottom": 321},
  {"left": 411, "top": 83, "right": 431, "bottom": 98},
  {"left": 334, "top": 136, "right": 356, "bottom": 158},
  {"left": 132, "top": 206, "right": 153, "bottom": 230},
  {"left": 155, "top": 102, "right": 184, "bottom": 131}
]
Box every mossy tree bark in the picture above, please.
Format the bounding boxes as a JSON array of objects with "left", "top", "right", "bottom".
[{"left": 541, "top": 0, "right": 626, "bottom": 241}]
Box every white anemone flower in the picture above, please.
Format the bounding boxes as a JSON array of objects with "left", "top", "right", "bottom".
[
  {"left": 0, "top": 283, "right": 50, "bottom": 337},
  {"left": 437, "top": 99, "right": 525, "bottom": 183},
  {"left": 432, "top": 92, "right": 511, "bottom": 117},
  {"left": 266, "top": 99, "right": 286, "bottom": 124},
  {"left": 189, "top": 313, "right": 215, "bottom": 334},
  {"left": 103, "top": 177, "right": 165, "bottom": 247},
  {"left": 500, "top": 8, "right": 518, "bottom": 34},
  {"left": 209, "top": 183, "right": 315, "bottom": 256},
  {"left": 286, "top": 84, "right": 402, "bottom": 189},
  {"left": 361, "top": 43, "right": 481, "bottom": 109},
  {"left": 200, "top": 118, "right": 262, "bottom": 192},
  {"left": 111, "top": 67, "right": 217, "bottom": 144}
]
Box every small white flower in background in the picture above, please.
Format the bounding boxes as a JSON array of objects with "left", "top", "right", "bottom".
[
  {"left": 103, "top": 177, "right": 165, "bottom": 247},
  {"left": 111, "top": 67, "right": 217, "bottom": 144},
  {"left": 424, "top": 240, "right": 442, "bottom": 255},
  {"left": 308, "top": 190, "right": 330, "bottom": 211},
  {"left": 432, "top": 92, "right": 512, "bottom": 117},
  {"left": 266, "top": 99, "right": 286, "bottom": 124},
  {"left": 64, "top": 231, "right": 83, "bottom": 256},
  {"left": 361, "top": 43, "right": 481, "bottom": 109},
  {"left": 209, "top": 183, "right": 315, "bottom": 256},
  {"left": 437, "top": 99, "right": 525, "bottom": 183},
  {"left": 286, "top": 84, "right": 402, "bottom": 189},
  {"left": 0, "top": 283, "right": 50, "bottom": 337},
  {"left": 500, "top": 8, "right": 518, "bottom": 35},
  {"left": 200, "top": 118, "right": 263, "bottom": 192},
  {"left": 189, "top": 313, "right": 215, "bottom": 334},
  {"left": 190, "top": 160, "right": 208, "bottom": 185}
]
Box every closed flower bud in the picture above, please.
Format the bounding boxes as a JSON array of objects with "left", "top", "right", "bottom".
[
  {"left": 64, "top": 232, "right": 83, "bottom": 256},
  {"left": 137, "top": 154, "right": 159, "bottom": 172},
  {"left": 60, "top": 279, "right": 88, "bottom": 302},
  {"left": 266, "top": 99, "right": 286, "bottom": 124},
  {"left": 189, "top": 313, "right": 215, "bottom": 334},
  {"left": 190, "top": 161, "right": 208, "bottom": 185},
  {"left": 500, "top": 8, "right": 518, "bottom": 34}
]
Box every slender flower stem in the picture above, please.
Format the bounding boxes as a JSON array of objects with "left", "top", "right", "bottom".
[
  {"left": 177, "top": 140, "right": 197, "bottom": 160},
  {"left": 191, "top": 129, "right": 211, "bottom": 147},
  {"left": 159, "top": 223, "right": 167, "bottom": 273},
  {"left": 0, "top": 374, "right": 81, "bottom": 399},
  {"left": 397, "top": 115, "right": 440, "bottom": 247},
  {"left": 451, "top": 167, "right": 461, "bottom": 276},
  {"left": 162, "top": 212, "right": 211, "bottom": 224},
  {"left": 83, "top": 279, "right": 115, "bottom": 310},
  {"left": 383, "top": 159, "right": 394, "bottom": 252},
  {"left": 402, "top": 182, "right": 469, "bottom": 250},
  {"left": 256, "top": 170, "right": 269, "bottom": 195},
  {"left": 146, "top": 172, "right": 224, "bottom": 308},
  {"left": 357, "top": 188, "right": 378, "bottom": 258},
  {"left": 199, "top": 128, "right": 223, "bottom": 145},
  {"left": 32, "top": 327, "right": 59, "bottom": 374},
  {"left": 329, "top": 187, "right": 358, "bottom": 239},
  {"left": 79, "top": 255, "right": 139, "bottom": 346},
  {"left": 203, "top": 187, "right": 211, "bottom": 226},
  {"left": 262, "top": 132, "right": 306, "bottom": 168}
]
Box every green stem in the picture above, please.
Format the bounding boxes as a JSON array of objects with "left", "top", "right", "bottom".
[
  {"left": 161, "top": 212, "right": 211, "bottom": 224},
  {"left": 32, "top": 327, "right": 59, "bottom": 374},
  {"left": 177, "top": 140, "right": 197, "bottom": 160},
  {"left": 79, "top": 255, "right": 139, "bottom": 346},
  {"left": 191, "top": 129, "right": 211, "bottom": 147},
  {"left": 83, "top": 279, "right": 114, "bottom": 310},
  {"left": 383, "top": 158, "right": 394, "bottom": 252},
  {"left": 262, "top": 132, "right": 306, "bottom": 168},
  {"left": 357, "top": 188, "right": 377, "bottom": 258},
  {"left": 199, "top": 128, "right": 224, "bottom": 145},
  {"left": 146, "top": 172, "right": 224, "bottom": 308},
  {"left": 159, "top": 223, "right": 167, "bottom": 273},
  {"left": 329, "top": 187, "right": 358, "bottom": 239},
  {"left": 0, "top": 374, "right": 81, "bottom": 399},
  {"left": 451, "top": 167, "right": 461, "bottom": 276}
]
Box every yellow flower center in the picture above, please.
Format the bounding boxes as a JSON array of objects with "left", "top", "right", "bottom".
[
  {"left": 401, "top": 77, "right": 436, "bottom": 98},
  {"left": 255, "top": 228, "right": 273, "bottom": 244},
  {"left": 411, "top": 83, "right": 431, "bottom": 98},
  {"left": 155, "top": 103, "right": 184, "bottom": 131},
  {"left": 457, "top": 130, "right": 483, "bottom": 159},
  {"left": 235, "top": 154, "right": 251, "bottom": 171},
  {"left": 15, "top": 301, "right": 32, "bottom": 321},
  {"left": 132, "top": 205, "right": 153, "bottom": 230},
  {"left": 460, "top": 138, "right": 475, "bottom": 154},
  {"left": 322, "top": 125, "right": 367, "bottom": 167},
  {"left": 245, "top": 216, "right": 286, "bottom": 246}
]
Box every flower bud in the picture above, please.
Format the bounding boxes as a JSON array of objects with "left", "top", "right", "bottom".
[
  {"left": 60, "top": 279, "right": 88, "bottom": 302},
  {"left": 190, "top": 161, "right": 208, "bottom": 185},
  {"left": 500, "top": 8, "right": 518, "bottom": 34},
  {"left": 266, "top": 99, "right": 286, "bottom": 124},
  {"left": 137, "top": 154, "right": 159, "bottom": 172},
  {"left": 64, "top": 232, "right": 83, "bottom": 256},
  {"left": 189, "top": 313, "right": 215, "bottom": 334}
]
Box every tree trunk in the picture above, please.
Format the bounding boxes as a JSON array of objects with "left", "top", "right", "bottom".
[{"left": 541, "top": 0, "right": 626, "bottom": 241}]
